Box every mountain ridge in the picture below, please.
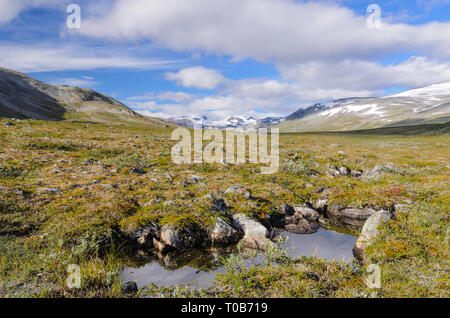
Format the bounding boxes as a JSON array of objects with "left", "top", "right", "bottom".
[{"left": 0, "top": 67, "right": 173, "bottom": 127}]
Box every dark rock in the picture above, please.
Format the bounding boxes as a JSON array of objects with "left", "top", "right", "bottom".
[
  {"left": 280, "top": 203, "right": 295, "bottom": 216},
  {"left": 125, "top": 223, "right": 158, "bottom": 246},
  {"left": 130, "top": 167, "right": 147, "bottom": 175},
  {"left": 121, "top": 281, "right": 138, "bottom": 294},
  {"left": 285, "top": 213, "right": 320, "bottom": 234}
]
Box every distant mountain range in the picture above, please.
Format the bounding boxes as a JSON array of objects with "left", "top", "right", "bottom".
[
  {"left": 0, "top": 67, "right": 170, "bottom": 127},
  {"left": 165, "top": 82, "right": 450, "bottom": 132},
  {"left": 0, "top": 67, "right": 448, "bottom": 132},
  {"left": 165, "top": 115, "right": 285, "bottom": 129}
]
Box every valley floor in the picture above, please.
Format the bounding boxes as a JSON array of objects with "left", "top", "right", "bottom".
[{"left": 0, "top": 118, "right": 448, "bottom": 297}]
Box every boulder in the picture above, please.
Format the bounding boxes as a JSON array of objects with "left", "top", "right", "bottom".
[
  {"left": 232, "top": 214, "right": 272, "bottom": 249},
  {"left": 160, "top": 223, "right": 205, "bottom": 249},
  {"left": 353, "top": 210, "right": 392, "bottom": 263},
  {"left": 327, "top": 206, "right": 378, "bottom": 227},
  {"left": 209, "top": 217, "right": 242, "bottom": 246},
  {"left": 294, "top": 205, "right": 320, "bottom": 222}
]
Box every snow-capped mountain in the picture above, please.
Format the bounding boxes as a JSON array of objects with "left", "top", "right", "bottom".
[
  {"left": 279, "top": 82, "right": 450, "bottom": 132},
  {"left": 165, "top": 115, "right": 284, "bottom": 129},
  {"left": 165, "top": 81, "right": 449, "bottom": 131}
]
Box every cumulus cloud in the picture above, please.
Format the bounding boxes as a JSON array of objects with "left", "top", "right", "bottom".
[
  {"left": 165, "top": 66, "right": 224, "bottom": 90},
  {"left": 277, "top": 56, "right": 450, "bottom": 91},
  {"left": 79, "top": 0, "right": 450, "bottom": 63},
  {"left": 128, "top": 66, "right": 379, "bottom": 120}
]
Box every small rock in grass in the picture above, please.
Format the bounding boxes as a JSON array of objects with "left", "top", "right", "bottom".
[
  {"left": 37, "top": 188, "right": 62, "bottom": 195},
  {"left": 225, "top": 184, "right": 251, "bottom": 199}
]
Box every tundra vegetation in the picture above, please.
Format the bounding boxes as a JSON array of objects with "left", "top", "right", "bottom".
[{"left": 0, "top": 118, "right": 448, "bottom": 298}]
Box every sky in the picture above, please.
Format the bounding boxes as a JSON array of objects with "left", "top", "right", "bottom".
[{"left": 1, "top": 0, "right": 450, "bottom": 120}]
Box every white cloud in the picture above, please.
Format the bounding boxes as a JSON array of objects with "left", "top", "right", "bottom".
[
  {"left": 128, "top": 67, "right": 379, "bottom": 120},
  {"left": 0, "top": 0, "right": 68, "bottom": 25},
  {"left": 0, "top": 44, "right": 180, "bottom": 72},
  {"left": 79, "top": 0, "right": 450, "bottom": 63},
  {"left": 165, "top": 66, "right": 224, "bottom": 90},
  {"left": 278, "top": 56, "right": 450, "bottom": 91}
]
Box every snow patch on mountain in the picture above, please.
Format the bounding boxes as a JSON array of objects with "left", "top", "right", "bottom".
[{"left": 389, "top": 81, "right": 450, "bottom": 98}]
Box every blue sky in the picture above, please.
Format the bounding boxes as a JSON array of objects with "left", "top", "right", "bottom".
[{"left": 1, "top": 0, "right": 450, "bottom": 120}]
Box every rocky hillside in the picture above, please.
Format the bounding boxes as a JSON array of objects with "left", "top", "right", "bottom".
[
  {"left": 0, "top": 67, "right": 170, "bottom": 126},
  {"left": 279, "top": 82, "right": 450, "bottom": 132}
]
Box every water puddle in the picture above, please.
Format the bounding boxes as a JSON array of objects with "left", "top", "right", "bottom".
[{"left": 120, "top": 228, "right": 357, "bottom": 289}]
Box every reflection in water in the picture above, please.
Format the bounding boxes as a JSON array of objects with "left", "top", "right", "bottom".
[
  {"left": 120, "top": 228, "right": 357, "bottom": 289},
  {"left": 281, "top": 228, "right": 356, "bottom": 262}
]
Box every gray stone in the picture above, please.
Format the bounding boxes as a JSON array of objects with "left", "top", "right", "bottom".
[
  {"left": 225, "top": 184, "right": 251, "bottom": 199},
  {"left": 327, "top": 206, "right": 378, "bottom": 227},
  {"left": 294, "top": 205, "right": 319, "bottom": 222},
  {"left": 210, "top": 217, "right": 241, "bottom": 246},
  {"left": 160, "top": 224, "right": 204, "bottom": 249},
  {"left": 353, "top": 210, "right": 392, "bottom": 262},
  {"left": 338, "top": 166, "right": 351, "bottom": 175},
  {"left": 36, "top": 188, "right": 62, "bottom": 195},
  {"left": 350, "top": 170, "right": 363, "bottom": 178},
  {"left": 232, "top": 214, "right": 272, "bottom": 249}
]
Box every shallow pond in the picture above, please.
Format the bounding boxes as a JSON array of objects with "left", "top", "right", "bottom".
[{"left": 120, "top": 228, "right": 357, "bottom": 289}]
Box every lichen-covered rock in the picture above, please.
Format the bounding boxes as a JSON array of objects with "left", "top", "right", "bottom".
[
  {"left": 160, "top": 223, "right": 205, "bottom": 249},
  {"left": 232, "top": 214, "right": 272, "bottom": 249},
  {"left": 209, "top": 217, "right": 242, "bottom": 246},
  {"left": 353, "top": 210, "right": 392, "bottom": 263}
]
